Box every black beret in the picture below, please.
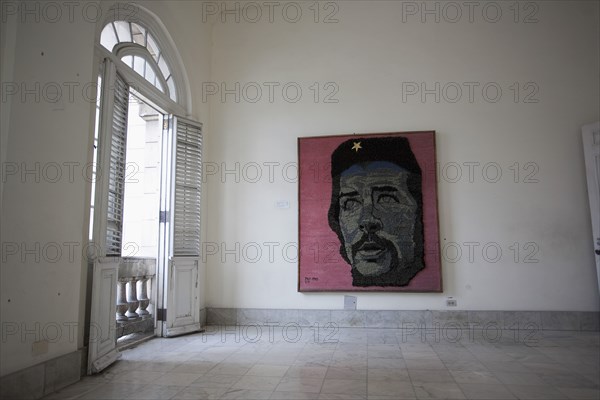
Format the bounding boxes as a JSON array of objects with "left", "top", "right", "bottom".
[{"left": 330, "top": 136, "right": 421, "bottom": 178}]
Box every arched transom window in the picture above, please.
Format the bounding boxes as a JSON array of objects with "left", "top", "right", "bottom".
[{"left": 100, "top": 20, "right": 177, "bottom": 102}]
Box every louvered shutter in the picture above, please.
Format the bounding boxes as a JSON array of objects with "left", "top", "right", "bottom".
[
  {"left": 172, "top": 117, "right": 202, "bottom": 256},
  {"left": 105, "top": 73, "right": 129, "bottom": 255}
]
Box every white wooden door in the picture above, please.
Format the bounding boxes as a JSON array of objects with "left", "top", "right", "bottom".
[
  {"left": 87, "top": 257, "right": 120, "bottom": 374},
  {"left": 582, "top": 122, "right": 600, "bottom": 294},
  {"left": 159, "top": 116, "right": 203, "bottom": 337}
]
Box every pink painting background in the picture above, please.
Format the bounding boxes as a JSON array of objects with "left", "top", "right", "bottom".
[{"left": 298, "top": 132, "right": 442, "bottom": 292}]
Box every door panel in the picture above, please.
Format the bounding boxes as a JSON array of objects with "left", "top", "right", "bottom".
[
  {"left": 88, "top": 257, "right": 120, "bottom": 374},
  {"left": 164, "top": 258, "right": 201, "bottom": 337}
]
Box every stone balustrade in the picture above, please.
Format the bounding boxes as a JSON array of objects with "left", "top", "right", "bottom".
[{"left": 116, "top": 258, "right": 156, "bottom": 339}]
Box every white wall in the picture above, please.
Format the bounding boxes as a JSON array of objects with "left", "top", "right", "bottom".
[
  {"left": 205, "top": 1, "right": 600, "bottom": 311},
  {"left": 0, "top": 0, "right": 212, "bottom": 376},
  {"left": 0, "top": 4, "right": 97, "bottom": 376}
]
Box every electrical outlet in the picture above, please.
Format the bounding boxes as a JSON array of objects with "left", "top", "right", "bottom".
[
  {"left": 344, "top": 295, "right": 357, "bottom": 310},
  {"left": 446, "top": 299, "right": 457, "bottom": 307}
]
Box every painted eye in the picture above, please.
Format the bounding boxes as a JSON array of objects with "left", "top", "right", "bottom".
[
  {"left": 378, "top": 194, "right": 399, "bottom": 204},
  {"left": 342, "top": 198, "right": 361, "bottom": 211}
]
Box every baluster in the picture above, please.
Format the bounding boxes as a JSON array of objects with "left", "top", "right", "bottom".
[
  {"left": 125, "top": 277, "right": 140, "bottom": 320},
  {"left": 147, "top": 276, "right": 154, "bottom": 316},
  {"left": 116, "top": 278, "right": 128, "bottom": 322},
  {"left": 136, "top": 276, "right": 150, "bottom": 318}
]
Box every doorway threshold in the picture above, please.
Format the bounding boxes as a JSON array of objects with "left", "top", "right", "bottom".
[{"left": 117, "top": 331, "right": 155, "bottom": 351}]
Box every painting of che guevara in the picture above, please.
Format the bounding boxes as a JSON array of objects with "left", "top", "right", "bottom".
[{"left": 298, "top": 132, "right": 442, "bottom": 292}]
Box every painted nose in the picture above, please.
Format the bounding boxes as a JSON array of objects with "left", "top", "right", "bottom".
[{"left": 359, "top": 218, "right": 382, "bottom": 235}]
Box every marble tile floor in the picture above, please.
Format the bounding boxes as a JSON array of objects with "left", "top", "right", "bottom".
[{"left": 43, "top": 326, "right": 599, "bottom": 400}]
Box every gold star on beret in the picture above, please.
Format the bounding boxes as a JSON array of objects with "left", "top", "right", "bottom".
[{"left": 351, "top": 142, "right": 362, "bottom": 152}]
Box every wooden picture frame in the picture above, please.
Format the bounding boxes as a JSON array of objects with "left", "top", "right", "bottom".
[{"left": 298, "top": 131, "right": 442, "bottom": 292}]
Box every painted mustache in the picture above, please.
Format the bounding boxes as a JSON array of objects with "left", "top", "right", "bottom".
[{"left": 351, "top": 234, "right": 395, "bottom": 261}]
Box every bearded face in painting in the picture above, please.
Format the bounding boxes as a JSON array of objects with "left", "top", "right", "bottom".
[{"left": 328, "top": 138, "right": 424, "bottom": 287}]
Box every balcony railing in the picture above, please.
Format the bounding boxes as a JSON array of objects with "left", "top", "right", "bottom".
[{"left": 116, "top": 258, "right": 156, "bottom": 340}]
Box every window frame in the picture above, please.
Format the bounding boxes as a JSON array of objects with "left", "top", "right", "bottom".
[
  {"left": 94, "top": 5, "right": 191, "bottom": 117},
  {"left": 94, "top": 45, "right": 185, "bottom": 118},
  {"left": 114, "top": 43, "right": 170, "bottom": 99}
]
